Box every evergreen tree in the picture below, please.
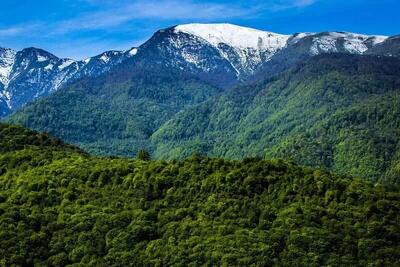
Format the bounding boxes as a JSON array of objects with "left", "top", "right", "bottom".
[{"left": 136, "top": 149, "right": 151, "bottom": 161}]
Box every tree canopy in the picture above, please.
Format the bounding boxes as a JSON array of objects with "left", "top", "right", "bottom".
[{"left": 0, "top": 123, "right": 399, "bottom": 266}]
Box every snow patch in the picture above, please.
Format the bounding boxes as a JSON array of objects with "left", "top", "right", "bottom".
[
  {"left": 44, "top": 64, "right": 54, "bottom": 70},
  {"left": 0, "top": 48, "right": 17, "bottom": 87},
  {"left": 37, "top": 54, "right": 48, "bottom": 62},
  {"left": 128, "top": 48, "right": 138, "bottom": 56},
  {"left": 309, "top": 32, "right": 384, "bottom": 55},
  {"left": 288, "top": 32, "right": 315, "bottom": 45},
  {"left": 58, "top": 59, "right": 75, "bottom": 70},
  {"left": 100, "top": 54, "right": 110, "bottom": 63},
  {"left": 369, "top": 35, "right": 388, "bottom": 45}
]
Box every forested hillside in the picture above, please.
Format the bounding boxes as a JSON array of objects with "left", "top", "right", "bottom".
[
  {"left": 152, "top": 54, "right": 400, "bottom": 183},
  {"left": 7, "top": 52, "right": 400, "bottom": 183},
  {"left": 0, "top": 123, "right": 399, "bottom": 266},
  {"left": 7, "top": 64, "right": 221, "bottom": 156}
]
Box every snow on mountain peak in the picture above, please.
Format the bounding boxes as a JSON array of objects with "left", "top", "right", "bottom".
[
  {"left": 369, "top": 35, "right": 389, "bottom": 45},
  {"left": 100, "top": 54, "right": 110, "bottom": 63},
  {"left": 0, "top": 48, "right": 17, "bottom": 87},
  {"left": 127, "top": 48, "right": 138, "bottom": 56},
  {"left": 309, "top": 32, "right": 389, "bottom": 55},
  {"left": 58, "top": 59, "right": 75, "bottom": 70},
  {"left": 174, "top": 23, "right": 290, "bottom": 51},
  {"left": 172, "top": 23, "right": 292, "bottom": 77},
  {"left": 37, "top": 54, "right": 49, "bottom": 62}
]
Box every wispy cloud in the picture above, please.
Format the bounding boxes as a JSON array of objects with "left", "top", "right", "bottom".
[
  {"left": 54, "top": 0, "right": 319, "bottom": 34},
  {"left": 53, "top": 0, "right": 261, "bottom": 34},
  {"left": 0, "top": 27, "right": 22, "bottom": 37},
  {"left": 269, "top": 0, "right": 318, "bottom": 11},
  {"left": 0, "top": 24, "right": 41, "bottom": 37}
]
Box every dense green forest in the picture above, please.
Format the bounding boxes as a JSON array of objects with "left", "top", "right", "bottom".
[
  {"left": 6, "top": 54, "right": 400, "bottom": 183},
  {"left": 0, "top": 123, "right": 399, "bottom": 266},
  {"left": 152, "top": 54, "right": 400, "bottom": 183},
  {"left": 6, "top": 64, "right": 221, "bottom": 157}
]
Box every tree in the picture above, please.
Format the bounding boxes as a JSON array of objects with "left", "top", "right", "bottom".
[{"left": 136, "top": 149, "right": 151, "bottom": 161}]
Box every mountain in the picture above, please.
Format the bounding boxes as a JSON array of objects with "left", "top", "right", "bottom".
[
  {"left": 251, "top": 31, "right": 388, "bottom": 82},
  {"left": 133, "top": 23, "right": 291, "bottom": 87},
  {"left": 0, "top": 23, "right": 392, "bottom": 118},
  {"left": 9, "top": 53, "right": 400, "bottom": 183},
  {"left": 4, "top": 24, "right": 400, "bottom": 181},
  {"left": 132, "top": 24, "right": 389, "bottom": 87},
  {"left": 0, "top": 122, "right": 399, "bottom": 266},
  {"left": 0, "top": 46, "right": 137, "bottom": 116},
  {"left": 366, "top": 35, "right": 400, "bottom": 57},
  {"left": 6, "top": 59, "right": 221, "bottom": 156},
  {"left": 151, "top": 54, "right": 400, "bottom": 183}
]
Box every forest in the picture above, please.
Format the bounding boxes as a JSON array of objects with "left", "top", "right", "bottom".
[
  {"left": 0, "top": 123, "right": 399, "bottom": 266},
  {"left": 8, "top": 54, "right": 400, "bottom": 184}
]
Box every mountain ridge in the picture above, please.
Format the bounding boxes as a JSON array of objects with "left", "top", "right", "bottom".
[
  {"left": 8, "top": 52, "right": 400, "bottom": 184},
  {"left": 1, "top": 23, "right": 395, "bottom": 117},
  {"left": 0, "top": 46, "right": 138, "bottom": 116},
  {"left": 149, "top": 53, "right": 400, "bottom": 183}
]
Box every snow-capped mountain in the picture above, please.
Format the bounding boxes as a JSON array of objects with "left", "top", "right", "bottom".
[
  {"left": 0, "top": 48, "right": 16, "bottom": 88},
  {"left": 131, "top": 23, "right": 292, "bottom": 87},
  {"left": 132, "top": 24, "right": 389, "bottom": 87},
  {"left": 0, "top": 23, "right": 395, "bottom": 117},
  {"left": 174, "top": 24, "right": 290, "bottom": 75},
  {"left": 252, "top": 31, "right": 389, "bottom": 82},
  {"left": 366, "top": 35, "right": 400, "bottom": 57},
  {"left": 302, "top": 31, "right": 387, "bottom": 55},
  {"left": 0, "top": 47, "right": 137, "bottom": 116}
]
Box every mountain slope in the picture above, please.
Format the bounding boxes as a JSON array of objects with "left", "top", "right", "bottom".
[
  {"left": 134, "top": 24, "right": 389, "bottom": 87},
  {"left": 4, "top": 25, "right": 399, "bottom": 173},
  {"left": 6, "top": 61, "right": 221, "bottom": 156},
  {"left": 0, "top": 23, "right": 391, "bottom": 117},
  {"left": 251, "top": 31, "right": 388, "bottom": 82},
  {"left": 126, "top": 23, "right": 292, "bottom": 88},
  {"left": 173, "top": 23, "right": 291, "bottom": 78},
  {"left": 151, "top": 54, "right": 400, "bottom": 183},
  {"left": 366, "top": 35, "right": 400, "bottom": 57},
  {"left": 0, "top": 123, "right": 399, "bottom": 266},
  {"left": 0, "top": 47, "right": 137, "bottom": 116}
]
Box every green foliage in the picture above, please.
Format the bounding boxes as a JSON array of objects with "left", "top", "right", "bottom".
[
  {"left": 6, "top": 54, "right": 400, "bottom": 183},
  {"left": 0, "top": 123, "right": 399, "bottom": 266},
  {"left": 0, "top": 123, "right": 82, "bottom": 154},
  {"left": 7, "top": 65, "right": 221, "bottom": 157},
  {"left": 152, "top": 54, "right": 400, "bottom": 183},
  {"left": 136, "top": 149, "right": 151, "bottom": 161}
]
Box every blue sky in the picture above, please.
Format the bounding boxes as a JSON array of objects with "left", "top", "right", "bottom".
[{"left": 0, "top": 0, "right": 398, "bottom": 59}]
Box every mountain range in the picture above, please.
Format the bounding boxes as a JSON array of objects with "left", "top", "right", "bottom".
[
  {"left": 0, "top": 23, "right": 393, "bottom": 117},
  {"left": 1, "top": 20, "right": 400, "bottom": 266},
  {"left": 0, "top": 46, "right": 138, "bottom": 116},
  {"left": 2, "top": 23, "right": 400, "bottom": 183}
]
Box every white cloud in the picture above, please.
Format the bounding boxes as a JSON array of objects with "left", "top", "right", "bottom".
[
  {"left": 0, "top": 24, "right": 41, "bottom": 37},
  {"left": 53, "top": 0, "right": 260, "bottom": 34},
  {"left": 0, "top": 27, "right": 22, "bottom": 37},
  {"left": 54, "top": 0, "right": 320, "bottom": 34},
  {"left": 270, "top": 0, "right": 318, "bottom": 11}
]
